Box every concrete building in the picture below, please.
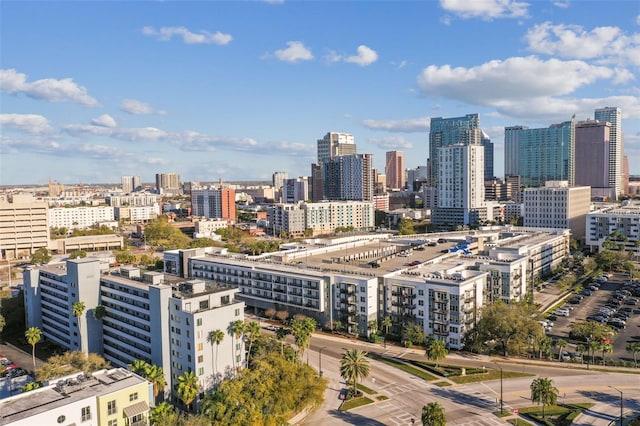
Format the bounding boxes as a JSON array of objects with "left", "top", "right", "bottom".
[
  {"left": 114, "top": 204, "right": 160, "bottom": 223},
  {"left": 268, "top": 203, "right": 307, "bottom": 237},
  {"left": 191, "top": 188, "right": 236, "bottom": 222},
  {"left": 406, "top": 166, "right": 428, "bottom": 192},
  {"left": 272, "top": 171, "right": 288, "bottom": 202},
  {"left": 595, "top": 107, "right": 623, "bottom": 199},
  {"left": 304, "top": 201, "right": 375, "bottom": 235},
  {"left": 49, "top": 206, "right": 115, "bottom": 231},
  {"left": 23, "top": 259, "right": 244, "bottom": 401},
  {"left": 0, "top": 368, "right": 152, "bottom": 426},
  {"left": 585, "top": 202, "right": 640, "bottom": 253},
  {"left": 505, "top": 118, "right": 575, "bottom": 188},
  {"left": 193, "top": 218, "right": 229, "bottom": 238},
  {"left": 106, "top": 194, "right": 162, "bottom": 207},
  {"left": 385, "top": 151, "right": 406, "bottom": 190},
  {"left": 155, "top": 173, "right": 181, "bottom": 195},
  {"left": 523, "top": 181, "right": 591, "bottom": 241},
  {"left": 432, "top": 144, "right": 486, "bottom": 227},
  {"left": 121, "top": 175, "right": 141, "bottom": 194},
  {"left": 481, "top": 131, "right": 494, "bottom": 180},
  {"left": 284, "top": 177, "right": 309, "bottom": 204},
  {"left": 322, "top": 154, "right": 373, "bottom": 202},
  {"left": 52, "top": 234, "right": 125, "bottom": 254},
  {"left": 0, "top": 194, "right": 50, "bottom": 260},
  {"left": 317, "top": 132, "right": 356, "bottom": 164},
  {"left": 575, "top": 119, "right": 612, "bottom": 199}
]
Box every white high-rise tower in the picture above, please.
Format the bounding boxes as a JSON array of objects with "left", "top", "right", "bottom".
[{"left": 595, "top": 107, "right": 623, "bottom": 199}]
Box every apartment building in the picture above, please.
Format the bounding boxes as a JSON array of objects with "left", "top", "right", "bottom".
[
  {"left": 49, "top": 206, "right": 115, "bottom": 230},
  {"left": 0, "top": 194, "right": 50, "bottom": 260},
  {"left": 191, "top": 188, "right": 236, "bottom": 222},
  {"left": 0, "top": 368, "right": 152, "bottom": 426},
  {"left": 585, "top": 202, "right": 640, "bottom": 253},
  {"left": 114, "top": 204, "right": 160, "bottom": 223},
  {"left": 106, "top": 194, "right": 162, "bottom": 207}
]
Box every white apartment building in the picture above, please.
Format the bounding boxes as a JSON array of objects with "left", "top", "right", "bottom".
[
  {"left": 24, "top": 259, "right": 244, "bottom": 401},
  {"left": 586, "top": 202, "right": 640, "bottom": 253},
  {"left": 284, "top": 177, "right": 309, "bottom": 204},
  {"left": 305, "top": 201, "right": 375, "bottom": 234},
  {"left": 268, "top": 203, "right": 307, "bottom": 237},
  {"left": 106, "top": 193, "right": 162, "bottom": 207},
  {"left": 121, "top": 175, "right": 142, "bottom": 194},
  {"left": 0, "top": 194, "right": 50, "bottom": 260},
  {"left": 0, "top": 368, "right": 152, "bottom": 426},
  {"left": 49, "top": 206, "right": 116, "bottom": 231},
  {"left": 317, "top": 132, "right": 356, "bottom": 164},
  {"left": 194, "top": 218, "right": 228, "bottom": 239},
  {"left": 114, "top": 204, "right": 161, "bottom": 223},
  {"left": 594, "top": 107, "right": 623, "bottom": 199},
  {"left": 523, "top": 181, "right": 591, "bottom": 241}
]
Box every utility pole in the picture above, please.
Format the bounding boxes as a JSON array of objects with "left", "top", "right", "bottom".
[
  {"left": 494, "top": 362, "right": 503, "bottom": 415},
  {"left": 609, "top": 386, "right": 623, "bottom": 426}
]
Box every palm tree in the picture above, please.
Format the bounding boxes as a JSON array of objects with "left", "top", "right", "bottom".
[
  {"left": 381, "top": 316, "right": 392, "bottom": 348},
  {"left": 599, "top": 341, "right": 613, "bottom": 365},
  {"left": 150, "top": 401, "right": 176, "bottom": 425},
  {"left": 177, "top": 370, "right": 199, "bottom": 413},
  {"left": 626, "top": 342, "right": 640, "bottom": 367},
  {"left": 555, "top": 338, "right": 568, "bottom": 361},
  {"left": 229, "top": 320, "right": 246, "bottom": 372},
  {"left": 291, "top": 317, "right": 316, "bottom": 362},
  {"left": 530, "top": 377, "right": 559, "bottom": 418},
  {"left": 71, "top": 301, "right": 86, "bottom": 349},
  {"left": 128, "top": 359, "right": 150, "bottom": 376},
  {"left": 208, "top": 329, "right": 225, "bottom": 376},
  {"left": 24, "top": 327, "right": 42, "bottom": 372},
  {"left": 339, "top": 349, "right": 370, "bottom": 398},
  {"left": 275, "top": 326, "right": 291, "bottom": 356},
  {"left": 421, "top": 401, "right": 446, "bottom": 426},
  {"left": 146, "top": 364, "right": 167, "bottom": 402},
  {"left": 424, "top": 338, "right": 448, "bottom": 368},
  {"left": 245, "top": 321, "right": 261, "bottom": 365}
]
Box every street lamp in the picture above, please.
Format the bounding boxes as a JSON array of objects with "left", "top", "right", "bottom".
[
  {"left": 493, "top": 362, "right": 503, "bottom": 415},
  {"left": 608, "top": 386, "right": 623, "bottom": 426},
  {"left": 319, "top": 346, "right": 327, "bottom": 377}
]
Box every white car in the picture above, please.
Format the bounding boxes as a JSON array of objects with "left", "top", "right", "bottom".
[{"left": 553, "top": 309, "right": 570, "bottom": 317}]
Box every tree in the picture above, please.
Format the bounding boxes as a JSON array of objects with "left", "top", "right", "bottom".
[
  {"left": 597, "top": 341, "right": 613, "bottom": 365},
  {"left": 291, "top": 317, "right": 316, "bottom": 362},
  {"left": 421, "top": 402, "right": 446, "bottom": 426},
  {"left": 147, "top": 364, "right": 167, "bottom": 401},
  {"left": 150, "top": 401, "right": 178, "bottom": 426},
  {"left": 402, "top": 323, "right": 425, "bottom": 347},
  {"left": 398, "top": 218, "right": 416, "bottom": 235},
  {"left": 339, "top": 349, "right": 370, "bottom": 397},
  {"left": 265, "top": 308, "right": 276, "bottom": 320},
  {"left": 424, "top": 338, "right": 448, "bottom": 368},
  {"left": 555, "top": 338, "right": 568, "bottom": 361},
  {"left": 244, "top": 321, "right": 261, "bottom": 365},
  {"left": 275, "top": 310, "right": 289, "bottom": 324},
  {"left": 626, "top": 342, "right": 640, "bottom": 368},
  {"left": 36, "top": 351, "right": 109, "bottom": 381},
  {"left": 69, "top": 250, "right": 87, "bottom": 259},
  {"left": 177, "top": 370, "right": 199, "bottom": 413},
  {"left": 30, "top": 247, "right": 51, "bottom": 265},
  {"left": 275, "top": 326, "right": 291, "bottom": 356},
  {"left": 93, "top": 305, "right": 106, "bottom": 321},
  {"left": 24, "top": 327, "right": 42, "bottom": 372},
  {"left": 208, "top": 329, "right": 225, "bottom": 376},
  {"left": 72, "top": 301, "right": 86, "bottom": 349},
  {"left": 530, "top": 377, "right": 559, "bottom": 418},
  {"left": 129, "top": 359, "right": 150, "bottom": 376},
  {"left": 0, "top": 313, "right": 5, "bottom": 335},
  {"left": 229, "top": 320, "right": 246, "bottom": 372},
  {"left": 21, "top": 381, "right": 41, "bottom": 393},
  {"left": 381, "top": 316, "right": 392, "bottom": 347}
]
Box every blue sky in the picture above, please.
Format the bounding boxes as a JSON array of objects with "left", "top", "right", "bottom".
[{"left": 1, "top": 0, "right": 639, "bottom": 186}]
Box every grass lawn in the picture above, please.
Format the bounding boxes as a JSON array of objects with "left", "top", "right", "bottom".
[
  {"left": 507, "top": 418, "right": 534, "bottom": 426},
  {"left": 368, "top": 353, "right": 438, "bottom": 381},
  {"left": 449, "top": 369, "right": 533, "bottom": 384},
  {"left": 517, "top": 403, "right": 595, "bottom": 425},
  {"left": 356, "top": 383, "right": 376, "bottom": 394},
  {"left": 339, "top": 396, "right": 374, "bottom": 411},
  {"left": 433, "top": 381, "right": 452, "bottom": 387}
]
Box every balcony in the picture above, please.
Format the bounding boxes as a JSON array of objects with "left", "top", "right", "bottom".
[{"left": 339, "top": 288, "right": 355, "bottom": 295}]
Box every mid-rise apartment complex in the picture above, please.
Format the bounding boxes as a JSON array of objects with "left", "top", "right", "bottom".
[
  {"left": 49, "top": 206, "right": 116, "bottom": 230},
  {"left": 585, "top": 202, "right": 640, "bottom": 253},
  {"left": 322, "top": 154, "right": 373, "bottom": 202},
  {"left": 0, "top": 194, "right": 50, "bottom": 260},
  {"left": 121, "top": 175, "right": 142, "bottom": 194},
  {"left": 575, "top": 119, "right": 611, "bottom": 198},
  {"left": 155, "top": 173, "right": 181, "bottom": 195},
  {"left": 191, "top": 188, "right": 236, "bottom": 222}
]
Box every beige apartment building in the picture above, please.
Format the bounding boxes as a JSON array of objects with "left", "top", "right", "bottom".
[{"left": 0, "top": 194, "right": 50, "bottom": 260}]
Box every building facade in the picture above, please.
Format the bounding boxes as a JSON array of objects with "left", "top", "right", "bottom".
[
  {"left": 322, "top": 154, "right": 373, "bottom": 202},
  {"left": 585, "top": 203, "right": 640, "bottom": 253},
  {"left": 317, "top": 132, "right": 356, "bottom": 164},
  {"left": 191, "top": 188, "right": 236, "bottom": 222},
  {"left": 595, "top": 107, "right": 623, "bottom": 199},
  {"left": 121, "top": 175, "right": 142, "bottom": 194},
  {"left": 155, "top": 173, "right": 181, "bottom": 195},
  {"left": 385, "top": 151, "right": 406, "bottom": 190},
  {"left": 0, "top": 194, "right": 50, "bottom": 260},
  {"left": 575, "top": 119, "right": 612, "bottom": 199},
  {"left": 49, "top": 206, "right": 116, "bottom": 231}
]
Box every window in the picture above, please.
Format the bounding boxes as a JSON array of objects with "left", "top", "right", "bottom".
[
  {"left": 221, "top": 295, "right": 230, "bottom": 304},
  {"left": 199, "top": 300, "right": 209, "bottom": 310},
  {"left": 198, "top": 354, "right": 204, "bottom": 363},
  {"left": 188, "top": 355, "right": 192, "bottom": 362},
  {"left": 198, "top": 367, "right": 204, "bottom": 376},
  {"left": 107, "top": 400, "right": 117, "bottom": 415},
  {"left": 129, "top": 392, "right": 138, "bottom": 401},
  {"left": 196, "top": 318, "right": 203, "bottom": 326},
  {"left": 197, "top": 343, "right": 203, "bottom": 351},
  {"left": 108, "top": 420, "right": 118, "bottom": 426},
  {"left": 81, "top": 406, "right": 91, "bottom": 422},
  {"left": 235, "top": 308, "right": 240, "bottom": 316}
]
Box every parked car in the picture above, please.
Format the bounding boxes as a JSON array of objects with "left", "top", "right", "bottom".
[
  {"left": 560, "top": 351, "right": 571, "bottom": 361},
  {"left": 624, "top": 298, "right": 639, "bottom": 305}
]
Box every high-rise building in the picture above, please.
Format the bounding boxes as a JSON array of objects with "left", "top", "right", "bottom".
[
  {"left": 481, "top": 131, "right": 494, "bottom": 180},
  {"left": 317, "top": 132, "right": 356, "bottom": 164},
  {"left": 283, "top": 177, "right": 309, "bottom": 203},
  {"left": 322, "top": 154, "right": 373, "bottom": 201},
  {"left": 191, "top": 188, "right": 236, "bottom": 222},
  {"left": 505, "top": 117, "right": 575, "bottom": 188},
  {"left": 0, "top": 194, "right": 50, "bottom": 260},
  {"left": 272, "top": 171, "right": 288, "bottom": 202},
  {"left": 432, "top": 144, "right": 485, "bottom": 226},
  {"left": 406, "top": 166, "right": 428, "bottom": 192},
  {"left": 575, "top": 119, "right": 611, "bottom": 199},
  {"left": 504, "top": 125, "right": 526, "bottom": 177},
  {"left": 385, "top": 151, "right": 406, "bottom": 190},
  {"left": 428, "top": 114, "right": 481, "bottom": 187},
  {"left": 310, "top": 164, "right": 324, "bottom": 202},
  {"left": 595, "top": 107, "right": 623, "bottom": 199},
  {"left": 155, "top": 173, "right": 181, "bottom": 195},
  {"left": 121, "top": 175, "right": 141, "bottom": 193}
]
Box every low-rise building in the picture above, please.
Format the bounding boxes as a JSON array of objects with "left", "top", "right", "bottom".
[
  {"left": 49, "top": 206, "right": 115, "bottom": 231},
  {"left": 586, "top": 202, "right": 640, "bottom": 253}
]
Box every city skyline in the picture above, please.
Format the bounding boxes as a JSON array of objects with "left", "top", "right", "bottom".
[{"left": 1, "top": 1, "right": 639, "bottom": 186}]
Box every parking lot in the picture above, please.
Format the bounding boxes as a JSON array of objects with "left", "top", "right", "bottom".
[{"left": 546, "top": 272, "right": 640, "bottom": 362}]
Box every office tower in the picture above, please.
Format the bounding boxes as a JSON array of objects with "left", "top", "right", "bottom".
[
  {"left": 121, "top": 175, "right": 141, "bottom": 193},
  {"left": 155, "top": 172, "right": 181, "bottom": 195},
  {"left": 310, "top": 164, "right": 324, "bottom": 202},
  {"left": 0, "top": 194, "right": 49, "bottom": 260},
  {"left": 317, "top": 132, "right": 356, "bottom": 164},
  {"left": 284, "top": 177, "right": 309, "bottom": 203},
  {"left": 623, "top": 155, "right": 629, "bottom": 197},
  {"left": 575, "top": 120, "right": 611, "bottom": 198},
  {"left": 481, "top": 131, "right": 494, "bottom": 180},
  {"left": 505, "top": 118, "right": 575, "bottom": 188},
  {"left": 322, "top": 154, "right": 373, "bottom": 201},
  {"left": 523, "top": 181, "right": 591, "bottom": 241},
  {"left": 191, "top": 187, "right": 236, "bottom": 222},
  {"left": 504, "top": 125, "right": 526, "bottom": 177},
  {"left": 595, "top": 107, "right": 623, "bottom": 199},
  {"left": 432, "top": 144, "right": 485, "bottom": 226},
  {"left": 373, "top": 168, "right": 387, "bottom": 194},
  {"left": 385, "top": 151, "right": 406, "bottom": 190},
  {"left": 272, "top": 171, "right": 288, "bottom": 202},
  {"left": 406, "top": 166, "right": 428, "bottom": 192},
  {"left": 428, "top": 114, "right": 481, "bottom": 187}
]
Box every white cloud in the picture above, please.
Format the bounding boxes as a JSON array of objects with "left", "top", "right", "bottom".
[
  {"left": 0, "top": 113, "right": 53, "bottom": 134},
  {"left": 439, "top": 0, "right": 529, "bottom": 20},
  {"left": 259, "top": 141, "right": 315, "bottom": 156},
  {"left": 367, "top": 136, "right": 414, "bottom": 150},
  {"left": 553, "top": 1, "right": 570, "bottom": 8},
  {"left": 262, "top": 0, "right": 285, "bottom": 4},
  {"left": 140, "top": 157, "right": 170, "bottom": 165},
  {"left": 637, "top": 14, "right": 640, "bottom": 25},
  {"left": 120, "top": 99, "right": 167, "bottom": 115},
  {"left": 142, "top": 26, "right": 232, "bottom": 45},
  {"left": 344, "top": 45, "right": 379, "bottom": 66},
  {"left": 0, "top": 69, "right": 99, "bottom": 106},
  {"left": 90, "top": 114, "right": 117, "bottom": 128},
  {"left": 525, "top": 22, "right": 640, "bottom": 66},
  {"left": 361, "top": 117, "right": 429, "bottom": 133},
  {"left": 272, "top": 41, "right": 314, "bottom": 63},
  {"left": 417, "top": 56, "right": 613, "bottom": 104}
]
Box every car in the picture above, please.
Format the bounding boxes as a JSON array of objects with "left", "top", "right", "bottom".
[
  {"left": 624, "top": 298, "right": 639, "bottom": 305},
  {"left": 581, "top": 289, "right": 593, "bottom": 296},
  {"left": 547, "top": 314, "right": 558, "bottom": 321},
  {"left": 568, "top": 297, "right": 582, "bottom": 304},
  {"left": 415, "top": 247, "right": 425, "bottom": 251},
  {"left": 572, "top": 352, "right": 583, "bottom": 361},
  {"left": 588, "top": 285, "right": 599, "bottom": 291},
  {"left": 587, "top": 315, "right": 606, "bottom": 323},
  {"left": 369, "top": 262, "right": 381, "bottom": 268},
  {"left": 553, "top": 309, "right": 570, "bottom": 317},
  {"left": 560, "top": 350, "right": 571, "bottom": 361},
  {"left": 619, "top": 307, "right": 633, "bottom": 314},
  {"left": 427, "top": 242, "right": 438, "bottom": 247},
  {"left": 398, "top": 252, "right": 411, "bottom": 257}
]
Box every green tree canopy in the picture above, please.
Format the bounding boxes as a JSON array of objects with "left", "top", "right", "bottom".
[
  {"left": 421, "top": 402, "right": 446, "bottom": 426},
  {"left": 339, "top": 349, "right": 370, "bottom": 396},
  {"left": 177, "top": 371, "right": 200, "bottom": 413},
  {"left": 144, "top": 217, "right": 192, "bottom": 249},
  {"left": 30, "top": 247, "right": 51, "bottom": 265},
  {"left": 36, "top": 352, "right": 109, "bottom": 381},
  {"left": 25, "top": 327, "right": 42, "bottom": 371},
  {"left": 69, "top": 250, "right": 87, "bottom": 259},
  {"left": 424, "top": 338, "right": 448, "bottom": 367},
  {"left": 398, "top": 218, "right": 416, "bottom": 235},
  {"left": 530, "top": 377, "right": 559, "bottom": 418}
]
